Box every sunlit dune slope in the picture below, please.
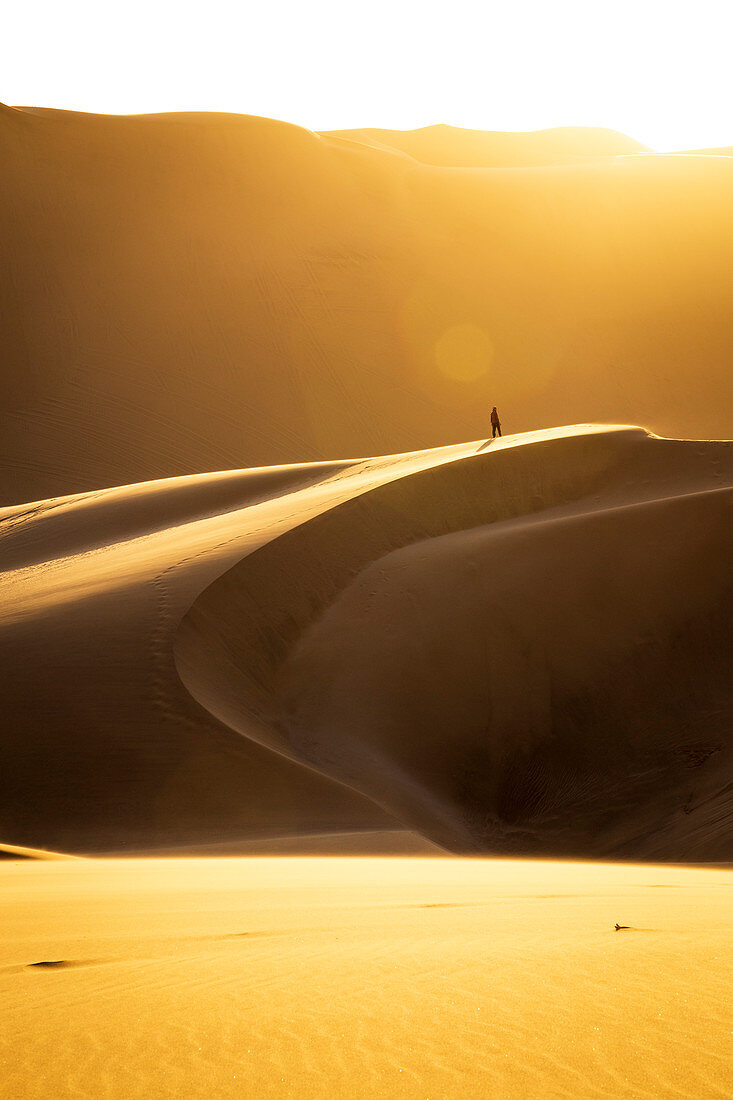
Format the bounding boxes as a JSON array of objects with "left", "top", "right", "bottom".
[
  {"left": 2, "top": 104, "right": 733, "bottom": 503},
  {"left": 0, "top": 843, "right": 78, "bottom": 860}
]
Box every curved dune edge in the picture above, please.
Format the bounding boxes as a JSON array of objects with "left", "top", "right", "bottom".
[
  {"left": 175, "top": 425, "right": 733, "bottom": 860},
  {"left": 0, "top": 440, "right": 475, "bottom": 853},
  {"left": 1, "top": 425, "right": 730, "bottom": 856},
  {"left": 0, "top": 843, "right": 81, "bottom": 860}
]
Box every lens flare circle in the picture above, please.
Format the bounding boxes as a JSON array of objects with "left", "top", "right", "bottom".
[{"left": 435, "top": 324, "right": 493, "bottom": 383}]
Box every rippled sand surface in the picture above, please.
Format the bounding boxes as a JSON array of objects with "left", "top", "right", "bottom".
[{"left": 3, "top": 858, "right": 731, "bottom": 1098}]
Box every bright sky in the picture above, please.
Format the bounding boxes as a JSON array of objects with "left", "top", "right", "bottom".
[{"left": 4, "top": 0, "right": 733, "bottom": 151}]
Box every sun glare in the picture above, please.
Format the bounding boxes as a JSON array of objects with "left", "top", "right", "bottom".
[
  {"left": 435, "top": 325, "right": 493, "bottom": 384},
  {"left": 3, "top": 0, "right": 733, "bottom": 150}
]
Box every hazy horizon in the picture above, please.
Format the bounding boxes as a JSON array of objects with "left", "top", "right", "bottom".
[{"left": 5, "top": 0, "right": 733, "bottom": 152}]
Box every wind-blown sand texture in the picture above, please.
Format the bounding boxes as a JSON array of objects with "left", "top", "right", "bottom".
[
  {"left": 3, "top": 106, "right": 733, "bottom": 503},
  {"left": 1, "top": 425, "right": 731, "bottom": 857},
  {"left": 2, "top": 857, "right": 732, "bottom": 1099}
]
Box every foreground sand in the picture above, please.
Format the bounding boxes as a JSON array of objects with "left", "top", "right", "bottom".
[{"left": 2, "top": 857, "right": 731, "bottom": 1099}]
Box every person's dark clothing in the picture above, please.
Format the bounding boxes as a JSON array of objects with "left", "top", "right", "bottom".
[
  {"left": 492, "top": 423, "right": 501, "bottom": 438},
  {"left": 490, "top": 406, "right": 501, "bottom": 438}
]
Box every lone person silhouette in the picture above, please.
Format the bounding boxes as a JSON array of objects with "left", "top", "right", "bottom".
[{"left": 490, "top": 406, "right": 502, "bottom": 438}]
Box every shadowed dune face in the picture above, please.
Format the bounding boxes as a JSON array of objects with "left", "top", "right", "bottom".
[
  {"left": 2, "top": 106, "right": 733, "bottom": 501},
  {"left": 176, "top": 428, "right": 733, "bottom": 859},
  {"left": 277, "top": 490, "right": 732, "bottom": 856}
]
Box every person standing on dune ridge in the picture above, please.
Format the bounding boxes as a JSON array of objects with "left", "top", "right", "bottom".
[{"left": 490, "top": 406, "right": 502, "bottom": 438}]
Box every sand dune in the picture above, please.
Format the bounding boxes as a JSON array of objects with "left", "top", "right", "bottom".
[
  {"left": 1, "top": 424, "right": 730, "bottom": 858},
  {"left": 0, "top": 438, "right": 475, "bottom": 852},
  {"left": 177, "top": 426, "right": 733, "bottom": 859},
  {"left": 3, "top": 105, "right": 733, "bottom": 503},
  {"left": 278, "top": 488, "right": 731, "bottom": 857},
  {"left": 1, "top": 106, "right": 731, "bottom": 858}
]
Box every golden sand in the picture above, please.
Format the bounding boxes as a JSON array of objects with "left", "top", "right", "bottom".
[
  {"left": 2, "top": 857, "right": 731, "bottom": 1098},
  {"left": 1, "top": 108, "right": 731, "bottom": 1099}
]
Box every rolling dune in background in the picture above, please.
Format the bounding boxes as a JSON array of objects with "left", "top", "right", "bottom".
[{"left": 2, "top": 105, "right": 733, "bottom": 504}]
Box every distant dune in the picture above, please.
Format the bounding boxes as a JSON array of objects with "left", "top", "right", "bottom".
[
  {"left": 1, "top": 425, "right": 730, "bottom": 857},
  {"left": 2, "top": 105, "right": 733, "bottom": 504},
  {"left": 326, "top": 123, "right": 648, "bottom": 166}
]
